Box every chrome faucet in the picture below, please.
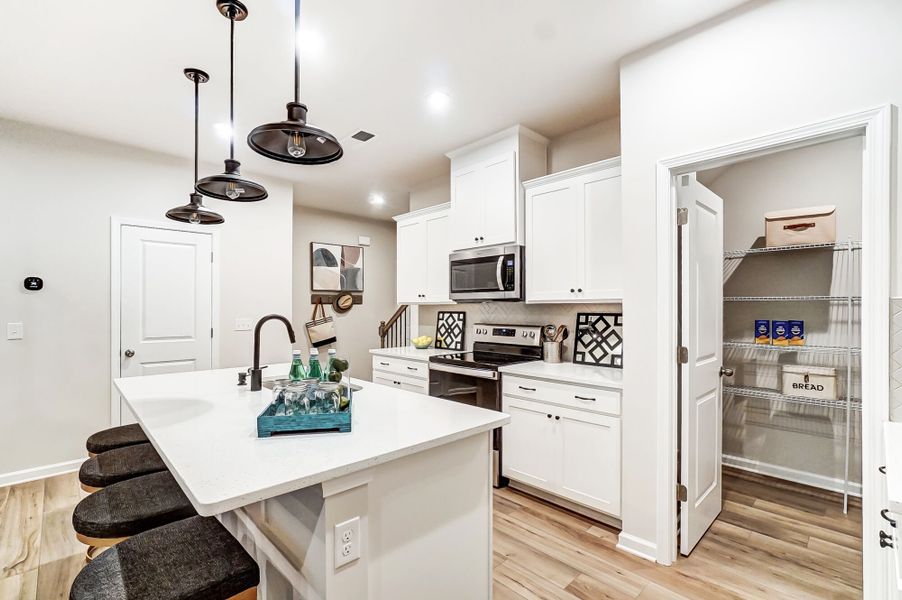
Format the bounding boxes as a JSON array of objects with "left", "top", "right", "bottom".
[{"left": 250, "top": 314, "right": 296, "bottom": 391}]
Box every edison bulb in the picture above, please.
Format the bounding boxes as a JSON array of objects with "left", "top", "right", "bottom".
[
  {"left": 287, "top": 131, "right": 307, "bottom": 158},
  {"left": 225, "top": 182, "right": 245, "bottom": 200},
  {"left": 188, "top": 212, "right": 201, "bottom": 225}
]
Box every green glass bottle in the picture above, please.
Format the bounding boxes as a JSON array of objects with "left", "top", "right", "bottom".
[
  {"left": 289, "top": 350, "right": 305, "bottom": 382},
  {"left": 307, "top": 348, "right": 323, "bottom": 380}
]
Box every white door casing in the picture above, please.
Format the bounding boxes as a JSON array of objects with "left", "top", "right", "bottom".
[
  {"left": 117, "top": 224, "right": 214, "bottom": 423},
  {"left": 678, "top": 174, "right": 724, "bottom": 555}
]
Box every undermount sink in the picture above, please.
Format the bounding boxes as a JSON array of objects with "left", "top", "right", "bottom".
[{"left": 262, "top": 378, "right": 362, "bottom": 393}]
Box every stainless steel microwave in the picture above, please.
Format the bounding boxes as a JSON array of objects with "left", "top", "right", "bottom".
[{"left": 448, "top": 244, "right": 523, "bottom": 302}]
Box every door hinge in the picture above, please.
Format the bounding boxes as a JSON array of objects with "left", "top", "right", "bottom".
[
  {"left": 677, "top": 483, "right": 688, "bottom": 503},
  {"left": 676, "top": 207, "right": 688, "bottom": 226},
  {"left": 678, "top": 346, "right": 689, "bottom": 364},
  {"left": 211, "top": 327, "right": 214, "bottom": 338},
  {"left": 210, "top": 252, "right": 214, "bottom": 263}
]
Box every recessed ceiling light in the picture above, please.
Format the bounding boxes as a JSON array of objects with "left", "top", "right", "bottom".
[
  {"left": 427, "top": 91, "right": 451, "bottom": 113},
  {"left": 370, "top": 193, "right": 386, "bottom": 206},
  {"left": 214, "top": 122, "right": 232, "bottom": 141}
]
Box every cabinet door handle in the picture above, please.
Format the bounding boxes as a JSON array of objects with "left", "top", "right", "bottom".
[
  {"left": 474, "top": 237, "right": 479, "bottom": 242},
  {"left": 554, "top": 415, "right": 561, "bottom": 420},
  {"left": 519, "top": 386, "right": 536, "bottom": 392},
  {"left": 880, "top": 465, "right": 887, "bottom": 475},
  {"left": 882, "top": 509, "right": 897, "bottom": 528},
  {"left": 570, "top": 288, "right": 575, "bottom": 293},
  {"left": 577, "top": 288, "right": 583, "bottom": 293},
  {"left": 546, "top": 414, "right": 552, "bottom": 419},
  {"left": 880, "top": 530, "right": 894, "bottom": 548},
  {"left": 575, "top": 395, "right": 596, "bottom": 402}
]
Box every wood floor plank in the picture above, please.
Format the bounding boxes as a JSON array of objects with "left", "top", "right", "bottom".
[
  {"left": 564, "top": 573, "right": 638, "bottom": 600},
  {"left": 493, "top": 527, "right": 580, "bottom": 588},
  {"left": 41, "top": 474, "right": 83, "bottom": 515},
  {"left": 38, "top": 508, "right": 83, "bottom": 567},
  {"left": 0, "top": 481, "right": 44, "bottom": 578},
  {"left": 34, "top": 555, "right": 83, "bottom": 600},
  {"left": 495, "top": 561, "right": 582, "bottom": 600},
  {"left": 0, "top": 569, "right": 37, "bottom": 600}
]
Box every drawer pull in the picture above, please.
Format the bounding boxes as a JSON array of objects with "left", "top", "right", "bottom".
[
  {"left": 882, "top": 509, "right": 897, "bottom": 528},
  {"left": 879, "top": 465, "right": 887, "bottom": 475},
  {"left": 407, "top": 366, "right": 418, "bottom": 371},
  {"left": 574, "top": 395, "right": 596, "bottom": 401},
  {"left": 519, "top": 386, "right": 537, "bottom": 392},
  {"left": 880, "top": 530, "right": 894, "bottom": 549},
  {"left": 380, "top": 362, "right": 390, "bottom": 366}
]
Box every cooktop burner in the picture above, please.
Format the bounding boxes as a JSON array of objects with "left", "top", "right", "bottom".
[
  {"left": 429, "top": 323, "right": 544, "bottom": 371},
  {"left": 430, "top": 350, "right": 540, "bottom": 370}
]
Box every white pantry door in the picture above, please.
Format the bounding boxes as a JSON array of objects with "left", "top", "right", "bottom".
[
  {"left": 119, "top": 225, "right": 213, "bottom": 422},
  {"left": 678, "top": 174, "right": 724, "bottom": 556}
]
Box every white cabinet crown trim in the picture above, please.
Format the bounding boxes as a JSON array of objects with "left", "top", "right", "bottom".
[
  {"left": 523, "top": 156, "right": 622, "bottom": 189},
  {"left": 445, "top": 124, "right": 549, "bottom": 159},
  {"left": 393, "top": 202, "right": 451, "bottom": 223}
]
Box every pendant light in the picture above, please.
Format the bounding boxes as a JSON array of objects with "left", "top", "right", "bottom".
[
  {"left": 246, "top": 0, "right": 343, "bottom": 165},
  {"left": 196, "top": 0, "right": 268, "bottom": 201},
  {"left": 166, "top": 68, "right": 225, "bottom": 225}
]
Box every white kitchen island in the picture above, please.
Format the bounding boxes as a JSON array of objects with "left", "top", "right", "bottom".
[{"left": 114, "top": 365, "right": 508, "bottom": 600}]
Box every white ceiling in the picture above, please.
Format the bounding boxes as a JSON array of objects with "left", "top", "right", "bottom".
[{"left": 0, "top": 0, "right": 747, "bottom": 218}]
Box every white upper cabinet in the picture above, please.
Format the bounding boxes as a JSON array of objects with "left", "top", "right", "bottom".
[
  {"left": 447, "top": 126, "right": 548, "bottom": 252},
  {"left": 394, "top": 203, "right": 452, "bottom": 304},
  {"left": 524, "top": 157, "right": 623, "bottom": 303}
]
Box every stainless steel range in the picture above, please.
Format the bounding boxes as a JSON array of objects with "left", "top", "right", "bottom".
[{"left": 429, "top": 323, "right": 543, "bottom": 487}]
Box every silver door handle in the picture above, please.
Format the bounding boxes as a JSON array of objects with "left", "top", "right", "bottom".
[
  {"left": 496, "top": 256, "right": 504, "bottom": 291},
  {"left": 720, "top": 367, "right": 734, "bottom": 377},
  {"left": 124, "top": 349, "right": 135, "bottom": 358}
]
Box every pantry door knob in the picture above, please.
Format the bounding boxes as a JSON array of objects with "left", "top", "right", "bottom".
[
  {"left": 124, "top": 349, "right": 135, "bottom": 358},
  {"left": 720, "top": 367, "right": 734, "bottom": 377}
]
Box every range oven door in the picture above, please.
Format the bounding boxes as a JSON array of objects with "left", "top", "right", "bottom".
[
  {"left": 449, "top": 245, "right": 522, "bottom": 302},
  {"left": 428, "top": 363, "right": 506, "bottom": 487}
]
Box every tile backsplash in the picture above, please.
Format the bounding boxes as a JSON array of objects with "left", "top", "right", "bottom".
[
  {"left": 891, "top": 298, "right": 902, "bottom": 421},
  {"left": 418, "top": 302, "right": 622, "bottom": 362}
]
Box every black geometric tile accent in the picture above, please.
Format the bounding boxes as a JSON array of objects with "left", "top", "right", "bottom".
[
  {"left": 436, "top": 311, "right": 466, "bottom": 351},
  {"left": 574, "top": 312, "right": 623, "bottom": 368}
]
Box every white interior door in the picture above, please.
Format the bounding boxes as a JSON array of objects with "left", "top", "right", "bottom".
[
  {"left": 678, "top": 174, "right": 724, "bottom": 555},
  {"left": 119, "top": 225, "right": 213, "bottom": 422}
]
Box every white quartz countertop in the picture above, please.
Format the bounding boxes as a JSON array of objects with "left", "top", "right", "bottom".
[
  {"left": 886, "top": 422, "right": 902, "bottom": 514},
  {"left": 498, "top": 361, "right": 624, "bottom": 389},
  {"left": 369, "top": 346, "right": 465, "bottom": 362},
  {"left": 114, "top": 365, "right": 508, "bottom": 516}
]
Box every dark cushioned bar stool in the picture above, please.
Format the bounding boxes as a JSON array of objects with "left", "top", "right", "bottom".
[
  {"left": 73, "top": 471, "right": 197, "bottom": 561},
  {"left": 69, "top": 516, "right": 259, "bottom": 600},
  {"left": 78, "top": 443, "right": 167, "bottom": 493},
  {"left": 86, "top": 424, "right": 148, "bottom": 457}
]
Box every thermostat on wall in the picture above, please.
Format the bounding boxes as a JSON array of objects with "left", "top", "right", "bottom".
[
  {"left": 24, "top": 277, "right": 43, "bottom": 291},
  {"left": 358, "top": 236, "right": 371, "bottom": 247}
]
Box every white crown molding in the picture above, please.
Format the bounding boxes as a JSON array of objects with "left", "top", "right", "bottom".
[
  {"left": 445, "top": 124, "right": 549, "bottom": 159},
  {"left": 393, "top": 202, "right": 451, "bottom": 222},
  {"left": 522, "top": 156, "right": 622, "bottom": 189}
]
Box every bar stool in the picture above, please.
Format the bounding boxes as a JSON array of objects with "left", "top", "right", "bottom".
[
  {"left": 78, "top": 443, "right": 167, "bottom": 493},
  {"left": 73, "top": 471, "right": 197, "bottom": 562},
  {"left": 69, "top": 516, "right": 259, "bottom": 600},
  {"left": 86, "top": 424, "right": 148, "bottom": 457}
]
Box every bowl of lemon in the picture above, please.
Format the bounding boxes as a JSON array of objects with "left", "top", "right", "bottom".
[{"left": 411, "top": 336, "right": 433, "bottom": 349}]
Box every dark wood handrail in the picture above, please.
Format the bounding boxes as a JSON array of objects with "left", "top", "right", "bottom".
[{"left": 379, "top": 304, "right": 409, "bottom": 347}]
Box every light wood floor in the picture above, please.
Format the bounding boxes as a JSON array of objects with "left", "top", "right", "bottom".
[{"left": 0, "top": 470, "right": 861, "bottom": 599}]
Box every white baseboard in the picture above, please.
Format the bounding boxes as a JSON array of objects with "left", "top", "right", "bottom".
[
  {"left": 723, "top": 454, "right": 862, "bottom": 497},
  {"left": 0, "top": 458, "right": 86, "bottom": 487},
  {"left": 616, "top": 532, "right": 657, "bottom": 562}
]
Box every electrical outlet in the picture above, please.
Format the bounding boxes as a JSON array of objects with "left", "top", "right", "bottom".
[
  {"left": 334, "top": 516, "right": 360, "bottom": 569},
  {"left": 234, "top": 318, "right": 253, "bottom": 332}
]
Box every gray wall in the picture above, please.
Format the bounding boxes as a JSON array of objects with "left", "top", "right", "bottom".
[
  {"left": 699, "top": 136, "right": 864, "bottom": 486},
  {"left": 0, "top": 118, "right": 294, "bottom": 479},
  {"left": 292, "top": 206, "right": 397, "bottom": 381}
]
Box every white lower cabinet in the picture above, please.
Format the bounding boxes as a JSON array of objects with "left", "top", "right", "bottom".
[
  {"left": 502, "top": 377, "right": 621, "bottom": 517},
  {"left": 372, "top": 355, "right": 429, "bottom": 394}
]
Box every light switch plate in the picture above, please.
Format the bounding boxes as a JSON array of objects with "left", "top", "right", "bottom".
[
  {"left": 234, "top": 318, "right": 253, "bottom": 332},
  {"left": 334, "top": 516, "right": 361, "bottom": 569},
  {"left": 7, "top": 323, "right": 23, "bottom": 340}
]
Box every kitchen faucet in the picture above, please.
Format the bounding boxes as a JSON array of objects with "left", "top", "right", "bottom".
[{"left": 250, "top": 314, "right": 296, "bottom": 391}]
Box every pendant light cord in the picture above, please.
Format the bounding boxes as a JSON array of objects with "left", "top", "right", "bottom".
[
  {"left": 194, "top": 77, "right": 199, "bottom": 184},
  {"left": 294, "top": 0, "right": 301, "bottom": 104},
  {"left": 229, "top": 13, "right": 236, "bottom": 160}
]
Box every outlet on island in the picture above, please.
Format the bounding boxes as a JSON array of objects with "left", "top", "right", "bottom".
[{"left": 334, "top": 516, "right": 361, "bottom": 569}]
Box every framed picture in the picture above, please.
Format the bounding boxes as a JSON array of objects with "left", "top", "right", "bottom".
[
  {"left": 435, "top": 311, "right": 466, "bottom": 351},
  {"left": 311, "top": 242, "right": 365, "bottom": 292},
  {"left": 574, "top": 312, "right": 623, "bottom": 368}
]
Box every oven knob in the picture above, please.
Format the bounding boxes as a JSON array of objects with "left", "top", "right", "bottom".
[
  {"left": 521, "top": 331, "right": 528, "bottom": 338},
  {"left": 529, "top": 332, "right": 536, "bottom": 338}
]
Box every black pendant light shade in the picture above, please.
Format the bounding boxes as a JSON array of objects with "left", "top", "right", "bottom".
[
  {"left": 196, "top": 0, "right": 268, "bottom": 202},
  {"left": 167, "top": 192, "right": 226, "bottom": 225},
  {"left": 247, "top": 0, "right": 343, "bottom": 165},
  {"left": 166, "top": 68, "right": 225, "bottom": 225}
]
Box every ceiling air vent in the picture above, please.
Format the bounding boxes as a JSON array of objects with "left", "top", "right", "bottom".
[{"left": 351, "top": 130, "right": 375, "bottom": 142}]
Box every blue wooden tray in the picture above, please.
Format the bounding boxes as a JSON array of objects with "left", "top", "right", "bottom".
[{"left": 257, "top": 388, "right": 352, "bottom": 437}]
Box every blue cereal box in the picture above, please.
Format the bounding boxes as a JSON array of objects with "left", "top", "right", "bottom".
[
  {"left": 755, "top": 320, "right": 770, "bottom": 344},
  {"left": 788, "top": 320, "right": 805, "bottom": 346},
  {"left": 772, "top": 320, "right": 790, "bottom": 346}
]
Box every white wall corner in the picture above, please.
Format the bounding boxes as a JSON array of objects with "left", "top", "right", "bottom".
[{"left": 616, "top": 532, "right": 657, "bottom": 563}]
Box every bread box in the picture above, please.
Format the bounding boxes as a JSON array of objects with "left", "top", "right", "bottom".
[
  {"left": 782, "top": 365, "right": 837, "bottom": 400},
  {"left": 765, "top": 205, "right": 836, "bottom": 247}
]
